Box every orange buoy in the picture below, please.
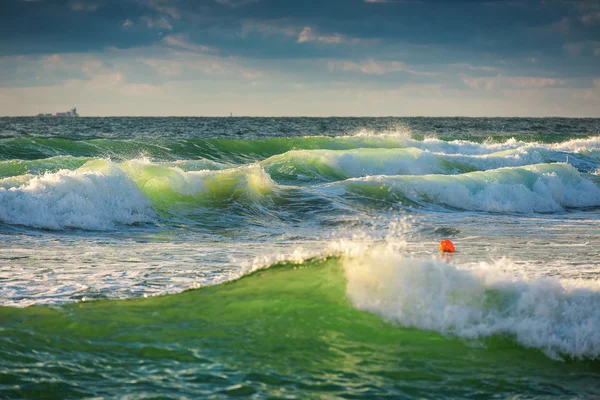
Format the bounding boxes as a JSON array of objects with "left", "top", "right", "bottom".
[{"left": 439, "top": 240, "right": 455, "bottom": 253}]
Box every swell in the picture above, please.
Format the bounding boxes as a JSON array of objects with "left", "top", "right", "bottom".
[
  {"left": 325, "top": 163, "right": 600, "bottom": 213},
  {"left": 2, "top": 248, "right": 600, "bottom": 362},
  {"left": 1, "top": 161, "right": 600, "bottom": 230},
  {"left": 343, "top": 245, "right": 600, "bottom": 360},
  {"left": 2, "top": 135, "right": 599, "bottom": 164},
  {"left": 262, "top": 146, "right": 600, "bottom": 183},
  {"left": 0, "top": 164, "right": 154, "bottom": 230},
  {"left": 0, "top": 158, "right": 284, "bottom": 230}
]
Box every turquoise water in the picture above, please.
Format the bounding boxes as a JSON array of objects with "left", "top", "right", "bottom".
[{"left": 1, "top": 117, "right": 599, "bottom": 398}]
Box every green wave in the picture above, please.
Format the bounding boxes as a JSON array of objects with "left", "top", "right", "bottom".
[
  {"left": 263, "top": 148, "right": 481, "bottom": 184},
  {"left": 0, "top": 136, "right": 414, "bottom": 164},
  {"left": 81, "top": 159, "right": 277, "bottom": 208},
  {"left": 331, "top": 163, "right": 600, "bottom": 213},
  {"left": 0, "top": 156, "right": 91, "bottom": 179},
  {"left": 1, "top": 256, "right": 598, "bottom": 398}
]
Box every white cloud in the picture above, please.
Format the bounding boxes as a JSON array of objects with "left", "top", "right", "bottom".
[
  {"left": 450, "top": 63, "right": 500, "bottom": 73},
  {"left": 162, "top": 34, "right": 210, "bottom": 53},
  {"left": 141, "top": 16, "right": 172, "bottom": 30},
  {"left": 328, "top": 59, "right": 436, "bottom": 76},
  {"left": 141, "top": 0, "right": 181, "bottom": 19},
  {"left": 297, "top": 27, "right": 371, "bottom": 45},
  {"left": 298, "top": 27, "right": 341, "bottom": 44},
  {"left": 462, "top": 76, "right": 565, "bottom": 91},
  {"left": 142, "top": 51, "right": 262, "bottom": 82},
  {"left": 123, "top": 19, "right": 133, "bottom": 28},
  {"left": 143, "top": 59, "right": 182, "bottom": 77},
  {"left": 43, "top": 54, "right": 61, "bottom": 65}
]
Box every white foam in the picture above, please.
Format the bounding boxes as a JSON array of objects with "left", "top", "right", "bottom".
[
  {"left": 0, "top": 167, "right": 153, "bottom": 230},
  {"left": 343, "top": 134, "right": 600, "bottom": 157},
  {"left": 263, "top": 146, "right": 597, "bottom": 180},
  {"left": 343, "top": 246, "right": 600, "bottom": 359},
  {"left": 330, "top": 163, "right": 600, "bottom": 213}
]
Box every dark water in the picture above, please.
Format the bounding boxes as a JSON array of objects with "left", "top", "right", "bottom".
[{"left": 1, "top": 117, "right": 599, "bottom": 398}]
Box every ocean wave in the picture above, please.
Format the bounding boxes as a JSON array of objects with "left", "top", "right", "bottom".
[
  {"left": 115, "top": 159, "right": 276, "bottom": 205},
  {"left": 325, "top": 163, "right": 600, "bottom": 213},
  {"left": 2, "top": 135, "right": 600, "bottom": 164},
  {"left": 343, "top": 245, "right": 600, "bottom": 360},
  {"left": 0, "top": 155, "right": 91, "bottom": 178},
  {"left": 0, "top": 158, "right": 286, "bottom": 230},
  {"left": 0, "top": 165, "right": 153, "bottom": 230},
  {"left": 262, "top": 146, "right": 599, "bottom": 183}
]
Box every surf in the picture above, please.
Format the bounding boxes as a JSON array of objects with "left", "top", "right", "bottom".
[{"left": 1, "top": 247, "right": 599, "bottom": 398}]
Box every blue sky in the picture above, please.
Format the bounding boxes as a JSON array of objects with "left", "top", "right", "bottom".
[{"left": 1, "top": 0, "right": 600, "bottom": 116}]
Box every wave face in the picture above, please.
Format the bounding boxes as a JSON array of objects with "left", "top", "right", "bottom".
[
  {"left": 0, "top": 137, "right": 598, "bottom": 230},
  {"left": 0, "top": 166, "right": 153, "bottom": 230},
  {"left": 328, "top": 163, "right": 600, "bottom": 213},
  {"left": 1, "top": 118, "right": 600, "bottom": 398},
  {"left": 1, "top": 252, "right": 599, "bottom": 399},
  {"left": 344, "top": 245, "right": 600, "bottom": 360}
]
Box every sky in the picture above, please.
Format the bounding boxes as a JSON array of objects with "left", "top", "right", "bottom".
[{"left": 1, "top": 0, "right": 600, "bottom": 117}]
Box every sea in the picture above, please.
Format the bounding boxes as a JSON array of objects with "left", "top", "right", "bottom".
[{"left": 0, "top": 117, "right": 599, "bottom": 399}]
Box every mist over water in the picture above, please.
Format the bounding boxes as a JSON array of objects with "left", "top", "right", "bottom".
[{"left": 1, "top": 117, "right": 599, "bottom": 398}]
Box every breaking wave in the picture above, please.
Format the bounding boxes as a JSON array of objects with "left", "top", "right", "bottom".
[
  {"left": 343, "top": 245, "right": 600, "bottom": 360},
  {"left": 326, "top": 163, "right": 600, "bottom": 213}
]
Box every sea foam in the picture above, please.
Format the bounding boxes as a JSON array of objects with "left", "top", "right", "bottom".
[
  {"left": 343, "top": 245, "right": 600, "bottom": 360},
  {"left": 328, "top": 163, "right": 600, "bottom": 213},
  {"left": 0, "top": 167, "right": 153, "bottom": 230}
]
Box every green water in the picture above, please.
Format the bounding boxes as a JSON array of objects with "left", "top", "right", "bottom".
[
  {"left": 2, "top": 257, "right": 599, "bottom": 399},
  {"left": 1, "top": 117, "right": 600, "bottom": 398}
]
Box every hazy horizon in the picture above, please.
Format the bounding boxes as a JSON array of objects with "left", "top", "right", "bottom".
[
  {"left": 6, "top": 114, "right": 600, "bottom": 119},
  {"left": 2, "top": 0, "right": 600, "bottom": 117}
]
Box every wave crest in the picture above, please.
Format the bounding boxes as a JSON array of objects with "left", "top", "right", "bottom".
[
  {"left": 0, "top": 166, "right": 153, "bottom": 230},
  {"left": 328, "top": 163, "right": 600, "bottom": 213},
  {"left": 344, "top": 246, "right": 600, "bottom": 359}
]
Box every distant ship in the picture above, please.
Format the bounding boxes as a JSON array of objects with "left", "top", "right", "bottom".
[{"left": 36, "top": 107, "right": 79, "bottom": 117}]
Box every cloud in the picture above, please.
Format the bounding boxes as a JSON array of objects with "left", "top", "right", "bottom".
[
  {"left": 563, "top": 42, "right": 585, "bottom": 56},
  {"left": 297, "top": 27, "right": 342, "bottom": 44},
  {"left": 296, "top": 27, "right": 374, "bottom": 45},
  {"left": 240, "top": 20, "right": 297, "bottom": 39},
  {"left": 571, "top": 78, "right": 600, "bottom": 101},
  {"left": 43, "top": 54, "right": 61, "bottom": 65},
  {"left": 143, "top": 59, "right": 182, "bottom": 77},
  {"left": 122, "top": 19, "right": 133, "bottom": 28},
  {"left": 450, "top": 63, "right": 500, "bottom": 73},
  {"left": 141, "top": 48, "right": 263, "bottom": 82},
  {"left": 162, "top": 34, "right": 210, "bottom": 52},
  {"left": 328, "top": 59, "right": 436, "bottom": 76},
  {"left": 70, "top": 1, "right": 99, "bottom": 12},
  {"left": 581, "top": 12, "right": 600, "bottom": 26},
  {"left": 563, "top": 41, "right": 600, "bottom": 56},
  {"left": 140, "top": 0, "right": 181, "bottom": 19},
  {"left": 141, "top": 16, "right": 172, "bottom": 30},
  {"left": 462, "top": 76, "right": 565, "bottom": 91}
]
